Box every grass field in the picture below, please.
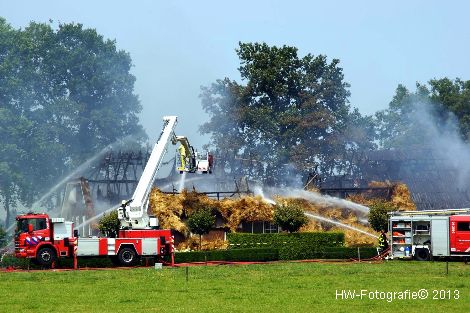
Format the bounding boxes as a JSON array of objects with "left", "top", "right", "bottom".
[{"left": 1, "top": 260, "right": 469, "bottom": 313}]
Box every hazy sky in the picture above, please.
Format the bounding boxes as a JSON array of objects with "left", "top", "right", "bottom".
[{"left": 2, "top": 1, "right": 470, "bottom": 149}]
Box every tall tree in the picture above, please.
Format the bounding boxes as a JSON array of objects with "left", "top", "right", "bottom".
[
  {"left": 429, "top": 78, "right": 470, "bottom": 141},
  {"left": 273, "top": 203, "right": 308, "bottom": 233},
  {"left": 375, "top": 78, "right": 470, "bottom": 148},
  {"left": 200, "top": 42, "right": 355, "bottom": 185},
  {"left": 334, "top": 108, "right": 377, "bottom": 176},
  {"left": 375, "top": 83, "right": 431, "bottom": 149},
  {"left": 186, "top": 209, "right": 215, "bottom": 250},
  {"left": 0, "top": 19, "right": 35, "bottom": 224},
  {"left": 0, "top": 18, "right": 144, "bottom": 226}
]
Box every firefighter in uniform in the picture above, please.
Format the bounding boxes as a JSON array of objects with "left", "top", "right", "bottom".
[{"left": 378, "top": 229, "right": 388, "bottom": 253}]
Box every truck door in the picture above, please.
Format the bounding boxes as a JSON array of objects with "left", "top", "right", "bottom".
[
  {"left": 450, "top": 216, "right": 470, "bottom": 253},
  {"left": 23, "top": 217, "right": 49, "bottom": 245},
  {"left": 431, "top": 217, "right": 450, "bottom": 257}
]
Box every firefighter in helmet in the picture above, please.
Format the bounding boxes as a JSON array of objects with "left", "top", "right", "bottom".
[{"left": 378, "top": 229, "right": 389, "bottom": 252}]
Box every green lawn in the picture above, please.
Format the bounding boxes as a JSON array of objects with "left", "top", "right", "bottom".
[{"left": 1, "top": 261, "right": 469, "bottom": 313}]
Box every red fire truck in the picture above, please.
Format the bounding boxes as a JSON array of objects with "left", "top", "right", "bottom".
[
  {"left": 389, "top": 209, "right": 470, "bottom": 260},
  {"left": 14, "top": 116, "right": 199, "bottom": 267},
  {"left": 14, "top": 214, "right": 172, "bottom": 267}
]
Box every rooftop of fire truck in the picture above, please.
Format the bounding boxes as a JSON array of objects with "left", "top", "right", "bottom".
[{"left": 16, "top": 213, "right": 49, "bottom": 220}]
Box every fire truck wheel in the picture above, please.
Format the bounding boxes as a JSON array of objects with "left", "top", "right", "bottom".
[
  {"left": 117, "top": 247, "right": 138, "bottom": 266},
  {"left": 36, "top": 247, "right": 57, "bottom": 267},
  {"left": 415, "top": 248, "right": 430, "bottom": 261}
]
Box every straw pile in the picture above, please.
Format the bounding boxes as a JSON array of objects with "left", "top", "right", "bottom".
[
  {"left": 390, "top": 183, "right": 416, "bottom": 211},
  {"left": 347, "top": 181, "right": 416, "bottom": 211},
  {"left": 148, "top": 188, "right": 273, "bottom": 234},
  {"left": 274, "top": 197, "right": 378, "bottom": 246},
  {"left": 148, "top": 181, "right": 416, "bottom": 248}
]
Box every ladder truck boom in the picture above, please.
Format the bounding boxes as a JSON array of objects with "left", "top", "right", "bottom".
[
  {"left": 14, "top": 115, "right": 213, "bottom": 268},
  {"left": 118, "top": 116, "right": 178, "bottom": 229}
]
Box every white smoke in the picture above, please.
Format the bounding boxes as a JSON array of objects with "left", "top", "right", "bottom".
[
  {"left": 409, "top": 102, "right": 470, "bottom": 189},
  {"left": 253, "top": 185, "right": 276, "bottom": 204},
  {"left": 31, "top": 134, "right": 139, "bottom": 210},
  {"left": 304, "top": 212, "right": 377, "bottom": 238},
  {"left": 264, "top": 186, "right": 370, "bottom": 214},
  {"left": 251, "top": 186, "right": 376, "bottom": 237}
]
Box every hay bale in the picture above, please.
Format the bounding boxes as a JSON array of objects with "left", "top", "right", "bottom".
[
  {"left": 149, "top": 187, "right": 386, "bottom": 247},
  {"left": 390, "top": 183, "right": 416, "bottom": 211}
]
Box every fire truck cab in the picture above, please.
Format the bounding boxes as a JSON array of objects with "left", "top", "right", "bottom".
[
  {"left": 449, "top": 215, "right": 470, "bottom": 253},
  {"left": 15, "top": 214, "right": 75, "bottom": 266},
  {"left": 389, "top": 209, "right": 470, "bottom": 260},
  {"left": 15, "top": 213, "right": 173, "bottom": 267}
]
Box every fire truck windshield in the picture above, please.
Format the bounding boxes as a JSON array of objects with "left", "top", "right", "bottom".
[{"left": 15, "top": 218, "right": 47, "bottom": 235}]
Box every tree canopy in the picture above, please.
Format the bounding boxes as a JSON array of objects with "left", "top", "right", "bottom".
[
  {"left": 375, "top": 78, "right": 470, "bottom": 148},
  {"left": 0, "top": 18, "right": 144, "bottom": 226},
  {"left": 429, "top": 78, "right": 470, "bottom": 141},
  {"left": 273, "top": 203, "right": 308, "bottom": 233},
  {"left": 368, "top": 201, "right": 397, "bottom": 232},
  {"left": 98, "top": 210, "right": 120, "bottom": 238},
  {"left": 200, "top": 42, "right": 371, "bottom": 185},
  {"left": 0, "top": 226, "right": 7, "bottom": 248},
  {"left": 186, "top": 209, "right": 215, "bottom": 250}
]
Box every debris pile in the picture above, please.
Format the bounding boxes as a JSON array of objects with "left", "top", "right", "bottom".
[{"left": 347, "top": 181, "right": 416, "bottom": 211}]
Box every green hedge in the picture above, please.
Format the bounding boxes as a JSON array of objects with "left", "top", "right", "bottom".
[
  {"left": 1, "top": 247, "right": 379, "bottom": 269},
  {"left": 0, "top": 254, "right": 34, "bottom": 268},
  {"left": 226, "top": 232, "right": 378, "bottom": 260},
  {"left": 2, "top": 250, "right": 278, "bottom": 269},
  {"left": 175, "top": 248, "right": 279, "bottom": 263},
  {"left": 0, "top": 254, "right": 115, "bottom": 269},
  {"left": 227, "top": 232, "right": 344, "bottom": 249},
  {"left": 174, "top": 247, "right": 378, "bottom": 262}
]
